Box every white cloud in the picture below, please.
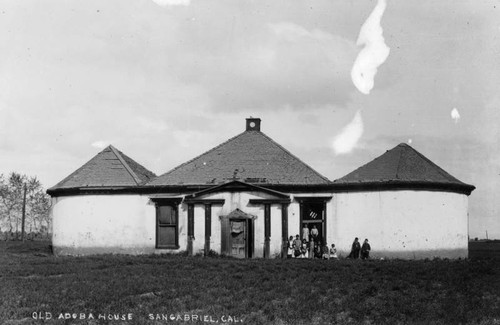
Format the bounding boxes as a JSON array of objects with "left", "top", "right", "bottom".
[
  {"left": 451, "top": 107, "right": 461, "bottom": 123},
  {"left": 351, "top": 0, "right": 390, "bottom": 95},
  {"left": 332, "top": 110, "right": 364, "bottom": 155},
  {"left": 151, "top": 0, "right": 190, "bottom": 7}
]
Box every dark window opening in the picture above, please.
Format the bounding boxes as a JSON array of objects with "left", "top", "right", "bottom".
[{"left": 157, "top": 204, "right": 179, "bottom": 249}]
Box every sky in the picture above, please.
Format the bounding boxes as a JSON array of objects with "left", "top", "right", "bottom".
[{"left": 1, "top": 0, "right": 499, "bottom": 239}]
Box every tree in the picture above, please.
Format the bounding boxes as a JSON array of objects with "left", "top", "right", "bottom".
[{"left": 0, "top": 172, "right": 51, "bottom": 240}]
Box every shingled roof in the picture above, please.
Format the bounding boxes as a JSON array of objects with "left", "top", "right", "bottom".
[
  {"left": 334, "top": 143, "right": 475, "bottom": 195},
  {"left": 147, "top": 118, "right": 330, "bottom": 186},
  {"left": 47, "top": 145, "right": 156, "bottom": 194}
]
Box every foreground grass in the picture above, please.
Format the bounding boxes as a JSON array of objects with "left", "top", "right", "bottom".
[{"left": 1, "top": 242, "right": 500, "bottom": 324}]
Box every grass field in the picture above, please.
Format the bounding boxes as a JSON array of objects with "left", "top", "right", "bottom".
[
  {"left": 1, "top": 241, "right": 500, "bottom": 325},
  {"left": 469, "top": 240, "right": 500, "bottom": 260}
]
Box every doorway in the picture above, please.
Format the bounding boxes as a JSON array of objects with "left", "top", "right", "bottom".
[
  {"left": 300, "top": 201, "right": 326, "bottom": 245},
  {"left": 220, "top": 209, "right": 255, "bottom": 258},
  {"left": 230, "top": 219, "right": 246, "bottom": 258}
]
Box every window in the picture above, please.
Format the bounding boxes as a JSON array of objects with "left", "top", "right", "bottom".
[
  {"left": 302, "top": 202, "right": 324, "bottom": 222},
  {"left": 157, "top": 205, "right": 179, "bottom": 248}
]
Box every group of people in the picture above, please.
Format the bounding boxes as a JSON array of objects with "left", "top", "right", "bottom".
[
  {"left": 287, "top": 234, "right": 339, "bottom": 260},
  {"left": 285, "top": 224, "right": 337, "bottom": 259},
  {"left": 286, "top": 224, "right": 371, "bottom": 260},
  {"left": 347, "top": 237, "right": 371, "bottom": 260}
]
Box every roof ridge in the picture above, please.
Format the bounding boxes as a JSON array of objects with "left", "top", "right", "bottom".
[
  {"left": 151, "top": 131, "right": 248, "bottom": 182},
  {"left": 108, "top": 145, "right": 142, "bottom": 185},
  {"left": 395, "top": 145, "right": 404, "bottom": 180},
  {"left": 405, "top": 144, "right": 463, "bottom": 183},
  {"left": 257, "top": 131, "right": 331, "bottom": 183},
  {"left": 118, "top": 150, "right": 157, "bottom": 184},
  {"left": 48, "top": 147, "right": 109, "bottom": 190}
]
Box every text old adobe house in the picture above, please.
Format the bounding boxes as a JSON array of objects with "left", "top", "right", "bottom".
[{"left": 47, "top": 118, "right": 475, "bottom": 259}]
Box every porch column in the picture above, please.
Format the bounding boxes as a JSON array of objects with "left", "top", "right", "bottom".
[
  {"left": 281, "top": 203, "right": 289, "bottom": 258},
  {"left": 204, "top": 204, "right": 212, "bottom": 256},
  {"left": 264, "top": 203, "right": 271, "bottom": 258},
  {"left": 187, "top": 203, "right": 194, "bottom": 256}
]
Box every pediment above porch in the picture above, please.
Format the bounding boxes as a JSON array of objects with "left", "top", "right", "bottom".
[
  {"left": 219, "top": 208, "right": 257, "bottom": 220},
  {"left": 184, "top": 180, "right": 290, "bottom": 202}
]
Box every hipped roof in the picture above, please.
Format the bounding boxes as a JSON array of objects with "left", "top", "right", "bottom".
[
  {"left": 147, "top": 130, "right": 331, "bottom": 186},
  {"left": 47, "top": 122, "right": 475, "bottom": 197},
  {"left": 334, "top": 143, "right": 475, "bottom": 194},
  {"left": 47, "top": 145, "right": 156, "bottom": 194}
]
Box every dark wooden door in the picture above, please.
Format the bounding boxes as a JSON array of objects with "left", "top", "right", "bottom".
[{"left": 230, "top": 220, "right": 246, "bottom": 258}]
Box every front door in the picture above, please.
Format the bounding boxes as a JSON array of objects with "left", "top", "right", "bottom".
[{"left": 230, "top": 219, "right": 246, "bottom": 258}]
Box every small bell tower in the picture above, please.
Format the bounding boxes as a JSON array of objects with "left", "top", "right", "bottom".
[{"left": 245, "top": 117, "right": 261, "bottom": 131}]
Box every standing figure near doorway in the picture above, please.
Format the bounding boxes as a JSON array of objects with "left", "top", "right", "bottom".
[
  {"left": 348, "top": 237, "right": 361, "bottom": 259},
  {"left": 293, "top": 235, "right": 302, "bottom": 258},
  {"left": 302, "top": 224, "right": 310, "bottom": 242},
  {"left": 310, "top": 225, "right": 319, "bottom": 241},
  {"left": 287, "top": 236, "right": 294, "bottom": 258},
  {"left": 301, "top": 239, "right": 308, "bottom": 258}
]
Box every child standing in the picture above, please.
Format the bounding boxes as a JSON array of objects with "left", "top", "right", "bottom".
[
  {"left": 287, "top": 236, "right": 294, "bottom": 258},
  {"left": 322, "top": 243, "right": 330, "bottom": 259},
  {"left": 301, "top": 239, "right": 308, "bottom": 258},
  {"left": 329, "top": 244, "right": 338, "bottom": 259}
]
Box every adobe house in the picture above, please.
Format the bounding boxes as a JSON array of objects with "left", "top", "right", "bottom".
[{"left": 47, "top": 118, "right": 475, "bottom": 259}]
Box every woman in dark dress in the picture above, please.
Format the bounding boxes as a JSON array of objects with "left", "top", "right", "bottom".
[{"left": 348, "top": 237, "right": 361, "bottom": 259}]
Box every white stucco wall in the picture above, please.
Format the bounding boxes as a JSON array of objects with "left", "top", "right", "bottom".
[
  {"left": 210, "top": 204, "right": 223, "bottom": 254},
  {"left": 51, "top": 189, "right": 469, "bottom": 259},
  {"left": 288, "top": 202, "right": 300, "bottom": 239},
  {"left": 330, "top": 190, "right": 469, "bottom": 259},
  {"left": 191, "top": 205, "right": 206, "bottom": 255},
  {"left": 51, "top": 194, "right": 156, "bottom": 255},
  {"left": 270, "top": 205, "right": 282, "bottom": 258}
]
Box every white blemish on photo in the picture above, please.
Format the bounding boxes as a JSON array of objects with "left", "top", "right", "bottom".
[
  {"left": 332, "top": 110, "right": 364, "bottom": 155},
  {"left": 351, "top": 0, "right": 390, "bottom": 94},
  {"left": 451, "top": 107, "right": 461, "bottom": 124}
]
